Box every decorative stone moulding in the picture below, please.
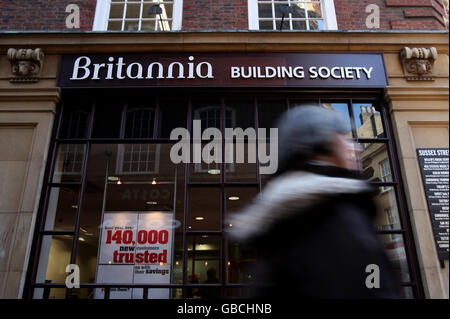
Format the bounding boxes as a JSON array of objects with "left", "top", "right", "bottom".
[
  {"left": 400, "top": 47, "right": 438, "bottom": 81},
  {"left": 443, "top": 0, "right": 449, "bottom": 30},
  {"left": 7, "top": 48, "right": 44, "bottom": 83}
]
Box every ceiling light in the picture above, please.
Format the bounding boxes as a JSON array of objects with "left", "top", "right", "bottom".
[
  {"left": 78, "top": 237, "right": 86, "bottom": 242},
  {"left": 207, "top": 169, "right": 221, "bottom": 175},
  {"left": 152, "top": 178, "right": 157, "bottom": 185},
  {"left": 71, "top": 205, "right": 78, "bottom": 209},
  {"left": 188, "top": 226, "right": 192, "bottom": 229},
  {"left": 117, "top": 180, "right": 122, "bottom": 185},
  {"left": 228, "top": 196, "right": 240, "bottom": 201},
  {"left": 146, "top": 201, "right": 158, "bottom": 205},
  {"left": 195, "top": 217, "right": 204, "bottom": 221},
  {"left": 108, "top": 176, "right": 119, "bottom": 181},
  {"left": 80, "top": 227, "right": 87, "bottom": 233}
]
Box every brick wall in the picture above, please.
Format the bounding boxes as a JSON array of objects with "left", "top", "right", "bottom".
[
  {"left": 0, "top": 0, "right": 446, "bottom": 31},
  {"left": 0, "top": 0, "right": 96, "bottom": 31},
  {"left": 334, "top": 0, "right": 446, "bottom": 30},
  {"left": 182, "top": 0, "right": 248, "bottom": 30}
]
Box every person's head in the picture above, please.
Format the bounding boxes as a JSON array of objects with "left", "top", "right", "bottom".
[{"left": 276, "top": 105, "right": 360, "bottom": 173}]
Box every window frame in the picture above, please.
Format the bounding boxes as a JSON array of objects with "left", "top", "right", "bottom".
[
  {"left": 380, "top": 158, "right": 393, "bottom": 192},
  {"left": 93, "top": 0, "right": 183, "bottom": 31},
  {"left": 23, "top": 89, "right": 424, "bottom": 300},
  {"left": 248, "top": 0, "right": 338, "bottom": 30}
]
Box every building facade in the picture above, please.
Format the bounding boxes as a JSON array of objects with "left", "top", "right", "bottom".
[{"left": 0, "top": 0, "right": 448, "bottom": 299}]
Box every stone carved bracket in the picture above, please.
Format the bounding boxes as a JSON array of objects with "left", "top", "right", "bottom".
[
  {"left": 7, "top": 48, "right": 44, "bottom": 83},
  {"left": 400, "top": 47, "right": 438, "bottom": 81}
]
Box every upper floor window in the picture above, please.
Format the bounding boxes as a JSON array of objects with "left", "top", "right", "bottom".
[
  {"left": 380, "top": 158, "right": 393, "bottom": 192},
  {"left": 248, "top": 0, "right": 337, "bottom": 30},
  {"left": 93, "top": 0, "right": 183, "bottom": 31}
]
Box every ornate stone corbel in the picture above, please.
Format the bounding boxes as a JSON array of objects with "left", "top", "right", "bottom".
[
  {"left": 7, "top": 48, "right": 44, "bottom": 83},
  {"left": 400, "top": 47, "right": 438, "bottom": 81}
]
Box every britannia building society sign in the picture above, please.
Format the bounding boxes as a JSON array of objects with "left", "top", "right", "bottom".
[{"left": 57, "top": 53, "right": 388, "bottom": 88}]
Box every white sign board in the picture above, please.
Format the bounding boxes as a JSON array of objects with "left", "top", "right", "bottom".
[{"left": 95, "top": 211, "right": 175, "bottom": 299}]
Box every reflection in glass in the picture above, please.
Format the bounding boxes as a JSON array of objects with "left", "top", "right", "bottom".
[
  {"left": 193, "top": 100, "right": 222, "bottom": 130},
  {"left": 52, "top": 144, "right": 86, "bottom": 183},
  {"left": 321, "top": 102, "right": 353, "bottom": 137},
  {"left": 401, "top": 286, "right": 414, "bottom": 299},
  {"left": 190, "top": 143, "right": 222, "bottom": 182},
  {"left": 259, "top": 20, "right": 275, "bottom": 30},
  {"left": 125, "top": 101, "right": 156, "bottom": 138},
  {"left": 360, "top": 143, "right": 392, "bottom": 183},
  {"left": 373, "top": 187, "right": 401, "bottom": 231},
  {"left": 226, "top": 188, "right": 258, "bottom": 221},
  {"left": 225, "top": 144, "right": 257, "bottom": 182},
  {"left": 33, "top": 288, "right": 67, "bottom": 300},
  {"left": 59, "top": 103, "right": 90, "bottom": 139},
  {"left": 35, "top": 235, "right": 73, "bottom": 290},
  {"left": 227, "top": 240, "right": 257, "bottom": 284},
  {"left": 44, "top": 187, "right": 79, "bottom": 231},
  {"left": 257, "top": 0, "right": 323, "bottom": 30},
  {"left": 93, "top": 97, "right": 123, "bottom": 138},
  {"left": 353, "top": 103, "right": 385, "bottom": 138},
  {"left": 225, "top": 188, "right": 258, "bottom": 284},
  {"left": 70, "top": 288, "right": 93, "bottom": 300},
  {"left": 225, "top": 287, "right": 251, "bottom": 299},
  {"left": 108, "top": 20, "right": 122, "bottom": 31},
  {"left": 75, "top": 143, "right": 185, "bottom": 298},
  {"left": 379, "top": 234, "right": 411, "bottom": 282},
  {"left": 258, "top": 100, "right": 287, "bottom": 133},
  {"left": 188, "top": 188, "right": 221, "bottom": 231},
  {"left": 158, "top": 100, "right": 188, "bottom": 138},
  {"left": 187, "top": 235, "right": 221, "bottom": 299}
]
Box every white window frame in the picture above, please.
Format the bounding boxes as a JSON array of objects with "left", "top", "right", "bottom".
[
  {"left": 93, "top": 0, "right": 183, "bottom": 31},
  {"left": 116, "top": 144, "right": 161, "bottom": 175},
  {"left": 380, "top": 158, "right": 393, "bottom": 192},
  {"left": 248, "top": 0, "right": 337, "bottom": 30},
  {"left": 193, "top": 106, "right": 236, "bottom": 174}
]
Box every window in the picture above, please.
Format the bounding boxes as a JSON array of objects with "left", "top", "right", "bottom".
[
  {"left": 193, "top": 105, "right": 236, "bottom": 175},
  {"left": 248, "top": 0, "right": 337, "bottom": 30},
  {"left": 26, "top": 92, "right": 422, "bottom": 299},
  {"left": 93, "top": 0, "right": 183, "bottom": 31},
  {"left": 380, "top": 158, "right": 393, "bottom": 191}
]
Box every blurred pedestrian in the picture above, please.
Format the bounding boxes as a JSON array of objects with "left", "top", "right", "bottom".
[{"left": 228, "top": 105, "right": 401, "bottom": 299}]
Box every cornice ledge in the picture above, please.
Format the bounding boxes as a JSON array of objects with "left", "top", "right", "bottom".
[
  {"left": 0, "top": 32, "right": 448, "bottom": 55},
  {"left": 0, "top": 87, "right": 61, "bottom": 103},
  {"left": 385, "top": 86, "right": 449, "bottom": 101}
]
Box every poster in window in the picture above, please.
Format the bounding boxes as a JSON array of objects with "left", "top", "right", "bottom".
[{"left": 95, "top": 211, "right": 175, "bottom": 299}]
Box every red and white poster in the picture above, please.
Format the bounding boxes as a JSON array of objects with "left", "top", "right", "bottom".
[{"left": 95, "top": 211, "right": 175, "bottom": 299}]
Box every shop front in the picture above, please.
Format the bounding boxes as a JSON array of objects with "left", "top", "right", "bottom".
[{"left": 0, "top": 31, "right": 447, "bottom": 299}]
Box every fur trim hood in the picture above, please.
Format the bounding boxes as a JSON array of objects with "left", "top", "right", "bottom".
[{"left": 227, "top": 171, "right": 372, "bottom": 242}]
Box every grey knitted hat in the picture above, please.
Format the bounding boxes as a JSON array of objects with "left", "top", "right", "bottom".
[{"left": 276, "top": 104, "right": 348, "bottom": 172}]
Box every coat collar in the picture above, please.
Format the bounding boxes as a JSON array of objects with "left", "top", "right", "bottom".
[{"left": 227, "top": 170, "right": 372, "bottom": 241}]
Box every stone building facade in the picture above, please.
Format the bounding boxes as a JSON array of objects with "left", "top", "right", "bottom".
[{"left": 0, "top": 0, "right": 448, "bottom": 299}]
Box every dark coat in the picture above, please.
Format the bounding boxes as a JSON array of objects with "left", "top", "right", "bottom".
[{"left": 228, "top": 164, "right": 402, "bottom": 299}]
